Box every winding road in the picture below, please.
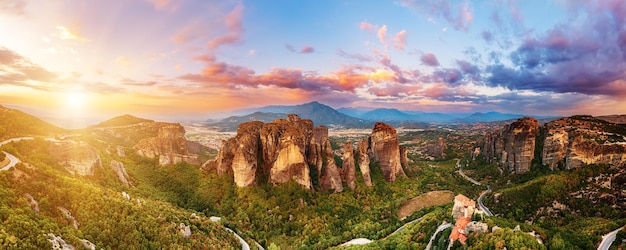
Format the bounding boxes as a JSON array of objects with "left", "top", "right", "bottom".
[
  {"left": 425, "top": 222, "right": 452, "bottom": 250},
  {"left": 0, "top": 137, "right": 35, "bottom": 171},
  {"left": 598, "top": 225, "right": 625, "bottom": 250},
  {"left": 456, "top": 159, "right": 493, "bottom": 216}
]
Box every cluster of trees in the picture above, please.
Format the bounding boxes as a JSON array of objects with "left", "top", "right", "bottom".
[{"left": 0, "top": 139, "right": 239, "bottom": 249}]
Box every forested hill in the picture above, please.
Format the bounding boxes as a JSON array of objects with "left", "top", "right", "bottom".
[
  {"left": 90, "top": 114, "right": 154, "bottom": 128},
  {"left": 0, "top": 105, "right": 66, "bottom": 140}
]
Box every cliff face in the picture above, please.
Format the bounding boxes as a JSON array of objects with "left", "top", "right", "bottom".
[
  {"left": 342, "top": 141, "right": 356, "bottom": 191},
  {"left": 483, "top": 116, "right": 626, "bottom": 174},
  {"left": 53, "top": 141, "right": 102, "bottom": 176},
  {"left": 542, "top": 117, "right": 626, "bottom": 169},
  {"left": 483, "top": 117, "right": 540, "bottom": 174},
  {"left": 370, "top": 122, "right": 406, "bottom": 182},
  {"left": 357, "top": 138, "right": 373, "bottom": 187},
  {"left": 134, "top": 124, "right": 200, "bottom": 166},
  {"left": 208, "top": 115, "right": 406, "bottom": 190}
]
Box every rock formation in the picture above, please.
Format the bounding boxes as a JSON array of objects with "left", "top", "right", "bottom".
[
  {"left": 319, "top": 139, "right": 343, "bottom": 192},
  {"left": 342, "top": 141, "right": 356, "bottom": 191},
  {"left": 542, "top": 117, "right": 626, "bottom": 169},
  {"left": 135, "top": 124, "right": 200, "bottom": 166},
  {"left": 426, "top": 138, "right": 448, "bottom": 158},
  {"left": 400, "top": 146, "right": 410, "bottom": 170},
  {"left": 110, "top": 160, "right": 132, "bottom": 187},
  {"left": 357, "top": 138, "right": 372, "bottom": 186},
  {"left": 208, "top": 116, "right": 407, "bottom": 190},
  {"left": 53, "top": 141, "right": 102, "bottom": 176},
  {"left": 483, "top": 117, "right": 540, "bottom": 174},
  {"left": 370, "top": 122, "right": 406, "bottom": 182}
]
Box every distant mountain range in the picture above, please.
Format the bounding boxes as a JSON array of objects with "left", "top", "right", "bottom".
[{"left": 208, "top": 102, "right": 558, "bottom": 130}]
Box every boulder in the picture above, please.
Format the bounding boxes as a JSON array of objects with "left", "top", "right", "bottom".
[
  {"left": 342, "top": 141, "right": 356, "bottom": 191},
  {"left": 357, "top": 138, "right": 372, "bottom": 186},
  {"left": 370, "top": 122, "right": 406, "bottom": 182}
]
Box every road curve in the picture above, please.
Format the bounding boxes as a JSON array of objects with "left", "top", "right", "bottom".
[
  {"left": 598, "top": 225, "right": 624, "bottom": 250},
  {"left": 478, "top": 189, "right": 494, "bottom": 216},
  {"left": 0, "top": 151, "right": 19, "bottom": 171},
  {"left": 456, "top": 159, "right": 493, "bottom": 216},
  {"left": 425, "top": 222, "right": 452, "bottom": 250}
]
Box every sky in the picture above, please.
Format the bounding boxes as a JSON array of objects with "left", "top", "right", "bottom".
[{"left": 1, "top": 0, "right": 626, "bottom": 126}]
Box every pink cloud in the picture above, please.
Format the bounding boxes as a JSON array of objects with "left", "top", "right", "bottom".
[
  {"left": 208, "top": 4, "right": 244, "bottom": 49},
  {"left": 300, "top": 46, "right": 314, "bottom": 54},
  {"left": 360, "top": 21, "right": 374, "bottom": 31},
  {"left": 377, "top": 25, "right": 388, "bottom": 43},
  {"left": 420, "top": 53, "right": 440, "bottom": 67},
  {"left": 148, "top": 0, "right": 180, "bottom": 11},
  {"left": 393, "top": 30, "right": 407, "bottom": 50}
]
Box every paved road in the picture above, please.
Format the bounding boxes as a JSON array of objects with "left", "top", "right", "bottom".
[
  {"left": 211, "top": 217, "right": 254, "bottom": 250},
  {"left": 0, "top": 151, "right": 19, "bottom": 171},
  {"left": 456, "top": 159, "right": 493, "bottom": 216},
  {"left": 425, "top": 222, "right": 452, "bottom": 250},
  {"left": 478, "top": 189, "right": 494, "bottom": 216},
  {"left": 598, "top": 225, "right": 625, "bottom": 250}
]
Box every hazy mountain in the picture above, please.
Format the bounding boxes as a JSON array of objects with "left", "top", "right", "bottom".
[
  {"left": 0, "top": 105, "right": 67, "bottom": 139},
  {"left": 335, "top": 107, "right": 369, "bottom": 118},
  {"left": 454, "top": 111, "right": 527, "bottom": 123},
  {"left": 211, "top": 102, "right": 368, "bottom": 130},
  {"left": 361, "top": 108, "right": 413, "bottom": 121}
]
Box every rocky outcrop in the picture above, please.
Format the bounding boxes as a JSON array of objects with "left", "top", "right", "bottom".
[
  {"left": 135, "top": 124, "right": 200, "bottom": 166},
  {"left": 264, "top": 115, "right": 314, "bottom": 189},
  {"left": 542, "top": 117, "right": 626, "bottom": 169},
  {"left": 320, "top": 139, "right": 343, "bottom": 192},
  {"left": 209, "top": 116, "right": 406, "bottom": 190},
  {"left": 24, "top": 193, "right": 39, "bottom": 213},
  {"left": 58, "top": 206, "right": 79, "bottom": 230},
  {"left": 230, "top": 121, "right": 264, "bottom": 187},
  {"left": 426, "top": 138, "right": 448, "bottom": 158},
  {"left": 54, "top": 141, "right": 102, "bottom": 176},
  {"left": 46, "top": 233, "right": 75, "bottom": 250},
  {"left": 342, "top": 141, "right": 356, "bottom": 191},
  {"left": 370, "top": 122, "right": 406, "bottom": 182},
  {"left": 357, "top": 139, "right": 372, "bottom": 187},
  {"left": 400, "top": 146, "right": 410, "bottom": 170},
  {"left": 483, "top": 117, "right": 540, "bottom": 174},
  {"left": 109, "top": 160, "right": 132, "bottom": 187}
]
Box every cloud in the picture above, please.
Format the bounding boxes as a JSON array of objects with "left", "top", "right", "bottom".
[
  {"left": 401, "top": 0, "right": 474, "bottom": 31},
  {"left": 483, "top": 0, "right": 626, "bottom": 97},
  {"left": 56, "top": 26, "right": 90, "bottom": 42},
  {"left": 147, "top": 0, "right": 180, "bottom": 11},
  {"left": 420, "top": 53, "right": 440, "bottom": 66},
  {"left": 377, "top": 25, "right": 387, "bottom": 43},
  {"left": 286, "top": 44, "right": 315, "bottom": 54},
  {"left": 360, "top": 21, "right": 374, "bottom": 31},
  {"left": 393, "top": 30, "right": 407, "bottom": 50},
  {"left": 208, "top": 4, "right": 244, "bottom": 49},
  {"left": 0, "top": 47, "right": 58, "bottom": 90},
  {"left": 121, "top": 78, "right": 158, "bottom": 87},
  {"left": 336, "top": 49, "right": 373, "bottom": 62},
  {"left": 0, "top": 0, "right": 26, "bottom": 16},
  {"left": 481, "top": 31, "right": 493, "bottom": 43},
  {"left": 115, "top": 56, "right": 132, "bottom": 68},
  {"left": 300, "top": 46, "right": 314, "bottom": 54}
]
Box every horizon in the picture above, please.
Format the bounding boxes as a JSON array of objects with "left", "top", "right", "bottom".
[{"left": 2, "top": 1, "right": 626, "bottom": 124}]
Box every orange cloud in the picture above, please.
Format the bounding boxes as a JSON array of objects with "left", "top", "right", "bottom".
[{"left": 56, "top": 26, "right": 90, "bottom": 42}]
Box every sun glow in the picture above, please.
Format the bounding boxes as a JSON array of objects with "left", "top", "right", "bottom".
[{"left": 66, "top": 92, "right": 85, "bottom": 108}]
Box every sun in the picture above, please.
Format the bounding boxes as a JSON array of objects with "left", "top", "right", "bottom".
[{"left": 65, "top": 91, "right": 86, "bottom": 109}]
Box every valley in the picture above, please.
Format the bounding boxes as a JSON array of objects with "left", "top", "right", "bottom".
[{"left": 0, "top": 105, "right": 625, "bottom": 249}]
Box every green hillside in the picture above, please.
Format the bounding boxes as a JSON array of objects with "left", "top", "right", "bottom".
[{"left": 0, "top": 106, "right": 66, "bottom": 140}]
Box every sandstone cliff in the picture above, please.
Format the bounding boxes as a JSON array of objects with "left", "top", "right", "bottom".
[
  {"left": 53, "top": 141, "right": 102, "bottom": 176},
  {"left": 483, "top": 117, "right": 540, "bottom": 174},
  {"left": 370, "top": 122, "right": 406, "bottom": 182},
  {"left": 483, "top": 115, "right": 626, "bottom": 174},
  {"left": 134, "top": 124, "right": 200, "bottom": 166},
  {"left": 110, "top": 160, "right": 132, "bottom": 187},
  {"left": 542, "top": 116, "right": 626, "bottom": 169},
  {"left": 357, "top": 138, "right": 373, "bottom": 186},
  {"left": 209, "top": 116, "right": 406, "bottom": 190},
  {"left": 342, "top": 141, "right": 356, "bottom": 191}
]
